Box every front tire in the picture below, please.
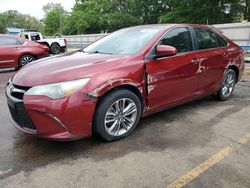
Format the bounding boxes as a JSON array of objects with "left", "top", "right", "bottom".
[
  {"left": 93, "top": 89, "right": 142, "bottom": 141},
  {"left": 216, "top": 69, "right": 236, "bottom": 101}
]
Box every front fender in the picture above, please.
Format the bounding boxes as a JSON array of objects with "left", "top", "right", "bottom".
[{"left": 88, "top": 78, "right": 144, "bottom": 98}]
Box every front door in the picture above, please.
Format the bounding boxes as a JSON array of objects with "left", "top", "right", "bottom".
[
  {"left": 145, "top": 27, "right": 200, "bottom": 110},
  {"left": 0, "top": 36, "right": 20, "bottom": 68}
]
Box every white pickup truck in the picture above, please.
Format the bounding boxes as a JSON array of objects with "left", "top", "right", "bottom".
[{"left": 20, "top": 32, "right": 67, "bottom": 54}]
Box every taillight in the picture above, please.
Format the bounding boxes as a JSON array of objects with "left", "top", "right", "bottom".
[
  {"left": 64, "top": 39, "right": 67, "bottom": 45},
  {"left": 39, "top": 44, "right": 49, "bottom": 51}
]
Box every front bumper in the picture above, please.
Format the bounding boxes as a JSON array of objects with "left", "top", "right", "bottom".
[{"left": 6, "top": 83, "right": 97, "bottom": 141}]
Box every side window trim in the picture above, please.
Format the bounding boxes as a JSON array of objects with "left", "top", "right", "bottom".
[
  {"left": 16, "top": 40, "right": 21, "bottom": 45},
  {"left": 17, "top": 39, "right": 26, "bottom": 45},
  {"left": 145, "top": 26, "right": 195, "bottom": 60},
  {"left": 189, "top": 27, "right": 199, "bottom": 51}
]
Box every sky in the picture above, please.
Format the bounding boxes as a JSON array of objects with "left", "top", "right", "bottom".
[{"left": 0, "top": 0, "right": 75, "bottom": 19}]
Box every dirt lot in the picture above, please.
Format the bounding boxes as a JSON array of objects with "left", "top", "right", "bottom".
[{"left": 0, "top": 67, "right": 250, "bottom": 188}]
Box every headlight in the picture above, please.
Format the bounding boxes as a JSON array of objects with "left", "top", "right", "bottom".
[{"left": 25, "top": 78, "right": 90, "bottom": 99}]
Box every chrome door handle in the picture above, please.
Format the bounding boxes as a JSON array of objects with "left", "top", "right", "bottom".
[{"left": 16, "top": 47, "right": 21, "bottom": 50}]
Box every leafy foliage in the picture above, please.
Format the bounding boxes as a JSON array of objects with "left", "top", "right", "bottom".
[
  {"left": 244, "top": 0, "right": 250, "bottom": 20},
  {"left": 43, "top": 3, "right": 68, "bottom": 35},
  {"left": 160, "top": 0, "right": 245, "bottom": 24},
  {"left": 1, "top": 0, "right": 249, "bottom": 35},
  {"left": 61, "top": 0, "right": 248, "bottom": 35},
  {"left": 0, "top": 10, "right": 42, "bottom": 33}
]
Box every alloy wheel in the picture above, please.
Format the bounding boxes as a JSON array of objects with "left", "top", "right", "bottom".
[
  {"left": 104, "top": 98, "right": 138, "bottom": 137},
  {"left": 51, "top": 45, "right": 60, "bottom": 54},
  {"left": 222, "top": 72, "right": 235, "bottom": 98},
  {"left": 21, "top": 56, "right": 34, "bottom": 67}
]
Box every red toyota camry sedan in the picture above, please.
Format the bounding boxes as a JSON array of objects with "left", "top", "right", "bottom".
[
  {"left": 6, "top": 24, "right": 244, "bottom": 141},
  {"left": 0, "top": 34, "right": 49, "bottom": 69}
]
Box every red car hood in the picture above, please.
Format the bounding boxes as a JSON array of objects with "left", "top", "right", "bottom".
[{"left": 12, "top": 52, "right": 128, "bottom": 87}]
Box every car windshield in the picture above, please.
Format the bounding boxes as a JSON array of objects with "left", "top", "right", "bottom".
[{"left": 84, "top": 27, "right": 162, "bottom": 55}]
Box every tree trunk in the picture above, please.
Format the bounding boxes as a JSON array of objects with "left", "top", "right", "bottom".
[{"left": 244, "top": 0, "right": 250, "bottom": 21}]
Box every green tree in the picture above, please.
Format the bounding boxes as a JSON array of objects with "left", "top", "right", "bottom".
[
  {"left": 0, "top": 10, "right": 42, "bottom": 34},
  {"left": 47, "top": 0, "right": 248, "bottom": 35},
  {"left": 127, "top": 0, "right": 170, "bottom": 24},
  {"left": 243, "top": 0, "right": 250, "bottom": 21},
  {"left": 97, "top": 0, "right": 143, "bottom": 32},
  {"left": 43, "top": 3, "right": 68, "bottom": 35},
  {"left": 0, "top": 14, "right": 6, "bottom": 33},
  {"left": 68, "top": 0, "right": 103, "bottom": 34},
  {"left": 160, "top": 0, "right": 244, "bottom": 24},
  {"left": 66, "top": 0, "right": 159, "bottom": 34}
]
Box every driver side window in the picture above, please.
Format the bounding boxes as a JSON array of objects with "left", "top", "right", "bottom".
[{"left": 159, "top": 27, "right": 194, "bottom": 53}]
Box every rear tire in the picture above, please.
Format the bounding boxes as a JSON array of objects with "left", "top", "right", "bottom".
[
  {"left": 93, "top": 89, "right": 142, "bottom": 141},
  {"left": 18, "top": 55, "right": 35, "bottom": 68},
  {"left": 50, "top": 43, "right": 61, "bottom": 54},
  {"left": 215, "top": 69, "right": 236, "bottom": 101}
]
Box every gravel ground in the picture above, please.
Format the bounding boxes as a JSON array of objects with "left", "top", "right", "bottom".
[{"left": 0, "top": 66, "right": 250, "bottom": 188}]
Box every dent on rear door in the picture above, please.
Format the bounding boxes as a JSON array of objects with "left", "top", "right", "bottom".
[{"left": 196, "top": 49, "right": 229, "bottom": 94}]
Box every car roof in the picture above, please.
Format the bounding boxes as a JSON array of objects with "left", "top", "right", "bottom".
[
  {"left": 0, "top": 34, "right": 23, "bottom": 39},
  {"left": 21, "top": 32, "right": 40, "bottom": 34},
  {"left": 129, "top": 23, "right": 211, "bottom": 30},
  {"left": 126, "top": 24, "right": 222, "bottom": 36},
  {"left": 0, "top": 34, "right": 30, "bottom": 41}
]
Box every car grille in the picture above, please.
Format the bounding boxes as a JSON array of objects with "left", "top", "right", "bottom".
[
  {"left": 7, "top": 83, "right": 36, "bottom": 131},
  {"left": 8, "top": 103, "right": 37, "bottom": 131}
]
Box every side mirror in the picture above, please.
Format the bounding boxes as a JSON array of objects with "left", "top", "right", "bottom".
[{"left": 156, "top": 45, "right": 177, "bottom": 58}]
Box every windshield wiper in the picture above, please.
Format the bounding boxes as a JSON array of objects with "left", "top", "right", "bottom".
[
  {"left": 82, "top": 50, "right": 99, "bottom": 54},
  {"left": 87, "top": 50, "right": 116, "bottom": 55},
  {"left": 80, "top": 49, "right": 98, "bottom": 53}
]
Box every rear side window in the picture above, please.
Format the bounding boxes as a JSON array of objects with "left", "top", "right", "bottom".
[
  {"left": 215, "top": 34, "right": 228, "bottom": 47},
  {"left": 159, "top": 27, "right": 193, "bottom": 53},
  {"left": 194, "top": 28, "right": 218, "bottom": 50},
  {"left": 0, "top": 37, "right": 19, "bottom": 46},
  {"left": 18, "top": 39, "right": 26, "bottom": 45}
]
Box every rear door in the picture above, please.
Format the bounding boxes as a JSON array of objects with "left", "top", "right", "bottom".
[
  {"left": 192, "top": 27, "right": 230, "bottom": 95},
  {"left": 0, "top": 36, "right": 22, "bottom": 68},
  {"left": 145, "top": 27, "right": 200, "bottom": 109}
]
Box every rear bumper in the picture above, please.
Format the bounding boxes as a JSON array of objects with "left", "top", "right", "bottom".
[
  {"left": 37, "top": 51, "right": 49, "bottom": 59},
  {"left": 6, "top": 84, "right": 97, "bottom": 141}
]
